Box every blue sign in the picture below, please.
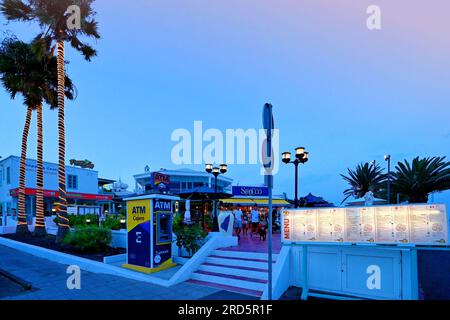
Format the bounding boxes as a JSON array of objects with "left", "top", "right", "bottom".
[{"left": 232, "top": 186, "right": 269, "bottom": 197}]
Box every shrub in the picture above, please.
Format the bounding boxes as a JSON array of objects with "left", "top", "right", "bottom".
[
  {"left": 204, "top": 214, "right": 213, "bottom": 230},
  {"left": 72, "top": 214, "right": 99, "bottom": 227},
  {"left": 63, "top": 226, "right": 112, "bottom": 253},
  {"left": 101, "top": 215, "right": 124, "bottom": 230},
  {"left": 173, "top": 214, "right": 208, "bottom": 257},
  {"left": 54, "top": 214, "right": 99, "bottom": 227}
]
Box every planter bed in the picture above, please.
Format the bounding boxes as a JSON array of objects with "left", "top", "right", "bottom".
[{"left": 1, "top": 233, "right": 125, "bottom": 262}]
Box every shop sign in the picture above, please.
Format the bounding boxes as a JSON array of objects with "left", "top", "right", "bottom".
[
  {"left": 232, "top": 186, "right": 269, "bottom": 197},
  {"left": 70, "top": 159, "right": 95, "bottom": 169},
  {"left": 152, "top": 172, "right": 170, "bottom": 192}
]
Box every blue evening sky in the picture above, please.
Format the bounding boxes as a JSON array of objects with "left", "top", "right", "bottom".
[{"left": 0, "top": 0, "right": 449, "bottom": 206}]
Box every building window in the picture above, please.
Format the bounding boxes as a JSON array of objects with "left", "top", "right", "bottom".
[
  {"left": 67, "top": 174, "right": 78, "bottom": 189},
  {"left": 6, "top": 167, "right": 10, "bottom": 185}
]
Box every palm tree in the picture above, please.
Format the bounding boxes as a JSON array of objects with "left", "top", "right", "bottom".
[
  {"left": 341, "top": 162, "right": 386, "bottom": 204},
  {"left": 0, "top": 37, "right": 75, "bottom": 235},
  {"left": 1, "top": 0, "right": 100, "bottom": 242},
  {"left": 391, "top": 157, "right": 450, "bottom": 203}
]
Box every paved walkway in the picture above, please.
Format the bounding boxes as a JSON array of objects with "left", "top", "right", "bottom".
[
  {"left": 0, "top": 245, "right": 221, "bottom": 300},
  {"left": 221, "top": 232, "right": 282, "bottom": 253}
]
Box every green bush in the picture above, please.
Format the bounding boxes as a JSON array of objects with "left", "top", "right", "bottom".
[
  {"left": 204, "top": 214, "right": 213, "bottom": 230},
  {"left": 173, "top": 214, "right": 208, "bottom": 257},
  {"left": 54, "top": 214, "right": 99, "bottom": 227},
  {"left": 63, "top": 226, "right": 112, "bottom": 253},
  {"left": 101, "top": 215, "right": 124, "bottom": 230}
]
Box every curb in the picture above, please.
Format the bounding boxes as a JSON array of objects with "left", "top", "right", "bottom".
[
  {"left": 0, "top": 237, "right": 170, "bottom": 287},
  {"left": 0, "top": 267, "right": 32, "bottom": 291}
]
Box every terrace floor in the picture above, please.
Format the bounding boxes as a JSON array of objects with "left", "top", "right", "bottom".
[{"left": 219, "top": 231, "right": 282, "bottom": 254}]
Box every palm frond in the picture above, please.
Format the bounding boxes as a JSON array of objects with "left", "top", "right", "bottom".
[
  {"left": 0, "top": 36, "right": 75, "bottom": 109},
  {"left": 392, "top": 156, "right": 450, "bottom": 203},
  {"left": 340, "top": 162, "right": 386, "bottom": 204}
]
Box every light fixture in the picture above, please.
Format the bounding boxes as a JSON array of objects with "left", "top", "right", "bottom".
[
  {"left": 282, "top": 152, "right": 292, "bottom": 164},
  {"left": 281, "top": 146, "right": 310, "bottom": 208},
  {"left": 120, "top": 219, "right": 126, "bottom": 224},
  {"left": 205, "top": 162, "right": 228, "bottom": 231},
  {"left": 295, "top": 147, "right": 305, "bottom": 159},
  {"left": 384, "top": 154, "right": 391, "bottom": 161}
]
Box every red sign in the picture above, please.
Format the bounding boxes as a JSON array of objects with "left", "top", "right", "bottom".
[
  {"left": 152, "top": 172, "right": 170, "bottom": 190},
  {"left": 9, "top": 188, "right": 112, "bottom": 201}
]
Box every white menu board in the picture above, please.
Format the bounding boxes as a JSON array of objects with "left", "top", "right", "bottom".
[
  {"left": 360, "top": 207, "right": 376, "bottom": 242},
  {"left": 331, "top": 208, "right": 346, "bottom": 242},
  {"left": 409, "top": 204, "right": 447, "bottom": 245},
  {"left": 304, "top": 209, "right": 318, "bottom": 241},
  {"left": 292, "top": 210, "right": 307, "bottom": 241},
  {"left": 282, "top": 204, "right": 448, "bottom": 245},
  {"left": 345, "top": 207, "right": 362, "bottom": 241},
  {"left": 375, "top": 206, "right": 395, "bottom": 243},
  {"left": 391, "top": 206, "right": 410, "bottom": 243},
  {"left": 317, "top": 209, "right": 334, "bottom": 242}
]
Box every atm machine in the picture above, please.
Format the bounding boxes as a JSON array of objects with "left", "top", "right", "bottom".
[{"left": 123, "top": 194, "right": 179, "bottom": 274}]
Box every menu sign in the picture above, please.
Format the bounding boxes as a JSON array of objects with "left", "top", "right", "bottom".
[
  {"left": 317, "top": 208, "right": 345, "bottom": 242},
  {"left": 282, "top": 204, "right": 448, "bottom": 246},
  {"left": 345, "top": 207, "right": 376, "bottom": 242},
  {"left": 375, "top": 207, "right": 395, "bottom": 243},
  {"left": 409, "top": 204, "right": 447, "bottom": 244}
]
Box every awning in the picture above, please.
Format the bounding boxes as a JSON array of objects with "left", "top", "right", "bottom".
[
  {"left": 219, "top": 197, "right": 290, "bottom": 206},
  {"left": 9, "top": 188, "right": 113, "bottom": 201}
]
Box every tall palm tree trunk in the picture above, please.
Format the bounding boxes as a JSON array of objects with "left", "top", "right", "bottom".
[
  {"left": 34, "top": 102, "right": 46, "bottom": 236},
  {"left": 56, "top": 40, "right": 69, "bottom": 242},
  {"left": 16, "top": 106, "right": 32, "bottom": 234}
]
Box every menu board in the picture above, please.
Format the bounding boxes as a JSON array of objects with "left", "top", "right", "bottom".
[
  {"left": 409, "top": 204, "right": 447, "bottom": 244},
  {"left": 304, "top": 209, "right": 318, "bottom": 241},
  {"left": 360, "top": 207, "right": 376, "bottom": 242},
  {"left": 331, "top": 208, "right": 345, "bottom": 242},
  {"left": 317, "top": 209, "right": 334, "bottom": 242},
  {"left": 375, "top": 207, "right": 395, "bottom": 242},
  {"left": 282, "top": 204, "right": 448, "bottom": 246},
  {"left": 316, "top": 208, "right": 345, "bottom": 242},
  {"left": 345, "top": 207, "right": 376, "bottom": 242},
  {"left": 291, "top": 210, "right": 307, "bottom": 241},
  {"left": 392, "top": 206, "right": 410, "bottom": 243}
]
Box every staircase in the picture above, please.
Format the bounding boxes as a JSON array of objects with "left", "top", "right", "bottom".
[{"left": 187, "top": 249, "right": 278, "bottom": 298}]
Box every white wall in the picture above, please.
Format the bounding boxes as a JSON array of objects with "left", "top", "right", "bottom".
[
  {"left": 0, "top": 156, "right": 98, "bottom": 212},
  {"left": 0, "top": 156, "right": 99, "bottom": 209}
]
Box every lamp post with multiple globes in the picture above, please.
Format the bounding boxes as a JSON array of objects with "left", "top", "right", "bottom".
[
  {"left": 282, "top": 147, "right": 309, "bottom": 208},
  {"left": 205, "top": 163, "right": 228, "bottom": 231}
]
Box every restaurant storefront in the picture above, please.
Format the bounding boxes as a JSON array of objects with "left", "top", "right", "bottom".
[{"left": 9, "top": 187, "right": 113, "bottom": 220}]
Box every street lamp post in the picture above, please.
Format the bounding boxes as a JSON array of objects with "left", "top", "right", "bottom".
[
  {"left": 205, "top": 163, "right": 227, "bottom": 231},
  {"left": 282, "top": 147, "right": 309, "bottom": 208},
  {"left": 384, "top": 154, "right": 391, "bottom": 204}
]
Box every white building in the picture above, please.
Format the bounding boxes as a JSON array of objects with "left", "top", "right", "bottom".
[
  {"left": 0, "top": 155, "right": 114, "bottom": 224},
  {"left": 134, "top": 168, "right": 233, "bottom": 195}
]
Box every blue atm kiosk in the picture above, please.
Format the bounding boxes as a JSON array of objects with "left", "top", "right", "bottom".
[{"left": 123, "top": 194, "right": 179, "bottom": 274}]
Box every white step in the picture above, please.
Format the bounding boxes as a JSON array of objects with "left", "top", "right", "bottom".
[
  {"left": 198, "top": 264, "right": 268, "bottom": 281},
  {"left": 212, "top": 250, "right": 278, "bottom": 261},
  {"left": 205, "top": 257, "right": 272, "bottom": 270},
  {"left": 191, "top": 272, "right": 266, "bottom": 292}
]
